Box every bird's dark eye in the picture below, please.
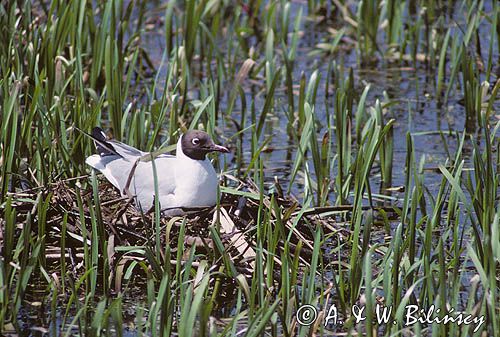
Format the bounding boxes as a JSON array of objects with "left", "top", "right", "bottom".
[{"left": 192, "top": 138, "right": 200, "bottom": 145}]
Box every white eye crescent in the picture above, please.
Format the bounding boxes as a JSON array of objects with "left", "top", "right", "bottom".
[{"left": 192, "top": 138, "right": 200, "bottom": 145}]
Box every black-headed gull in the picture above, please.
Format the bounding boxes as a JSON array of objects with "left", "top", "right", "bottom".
[{"left": 86, "top": 127, "right": 229, "bottom": 213}]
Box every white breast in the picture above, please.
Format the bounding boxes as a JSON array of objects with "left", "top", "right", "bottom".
[{"left": 169, "top": 157, "right": 218, "bottom": 208}]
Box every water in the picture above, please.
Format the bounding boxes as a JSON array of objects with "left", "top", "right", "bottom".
[
  {"left": 13, "top": 1, "right": 500, "bottom": 335},
  {"left": 139, "top": 1, "right": 497, "bottom": 205}
]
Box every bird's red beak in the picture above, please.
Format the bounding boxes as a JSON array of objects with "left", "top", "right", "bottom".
[{"left": 210, "top": 144, "right": 229, "bottom": 153}]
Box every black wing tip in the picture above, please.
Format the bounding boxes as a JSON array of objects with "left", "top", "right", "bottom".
[
  {"left": 90, "top": 127, "right": 119, "bottom": 157},
  {"left": 92, "top": 127, "right": 107, "bottom": 141}
]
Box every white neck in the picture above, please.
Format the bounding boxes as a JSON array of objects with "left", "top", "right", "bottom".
[{"left": 176, "top": 135, "right": 187, "bottom": 159}]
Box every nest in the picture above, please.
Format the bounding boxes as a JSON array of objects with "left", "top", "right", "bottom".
[{"left": 4, "top": 175, "right": 350, "bottom": 296}]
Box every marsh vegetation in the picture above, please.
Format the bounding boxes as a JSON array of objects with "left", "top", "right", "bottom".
[{"left": 0, "top": 0, "right": 499, "bottom": 336}]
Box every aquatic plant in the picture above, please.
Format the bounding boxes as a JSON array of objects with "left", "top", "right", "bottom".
[{"left": 1, "top": 0, "right": 499, "bottom": 336}]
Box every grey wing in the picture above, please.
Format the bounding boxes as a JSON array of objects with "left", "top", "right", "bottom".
[
  {"left": 126, "top": 156, "right": 178, "bottom": 211},
  {"left": 86, "top": 154, "right": 177, "bottom": 212},
  {"left": 86, "top": 154, "right": 137, "bottom": 193},
  {"left": 108, "top": 140, "right": 147, "bottom": 159},
  {"left": 90, "top": 126, "right": 146, "bottom": 160},
  {"left": 108, "top": 142, "right": 178, "bottom": 163},
  {"left": 91, "top": 127, "right": 175, "bottom": 161}
]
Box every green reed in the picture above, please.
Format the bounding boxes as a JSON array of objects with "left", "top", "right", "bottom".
[
  {"left": 1, "top": 0, "right": 499, "bottom": 336},
  {"left": 356, "top": 0, "right": 381, "bottom": 62}
]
